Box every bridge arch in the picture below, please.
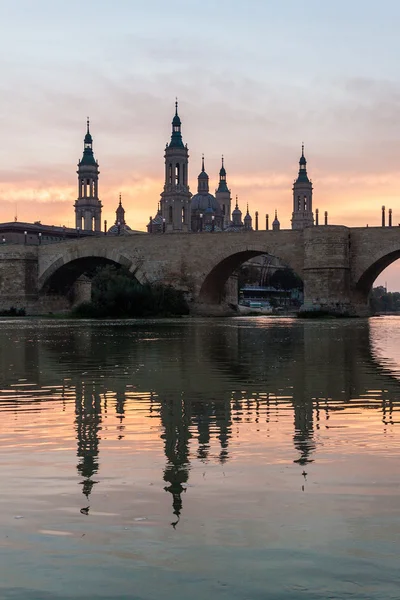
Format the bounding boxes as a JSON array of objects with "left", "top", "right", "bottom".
[
  {"left": 38, "top": 246, "right": 145, "bottom": 294},
  {"left": 198, "top": 243, "right": 303, "bottom": 304},
  {"left": 355, "top": 247, "right": 400, "bottom": 298}
]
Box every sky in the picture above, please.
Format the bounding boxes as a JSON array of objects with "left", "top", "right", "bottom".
[{"left": 0, "top": 0, "right": 400, "bottom": 287}]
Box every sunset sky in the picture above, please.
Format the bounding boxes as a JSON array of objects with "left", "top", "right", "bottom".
[{"left": 0, "top": 0, "right": 400, "bottom": 286}]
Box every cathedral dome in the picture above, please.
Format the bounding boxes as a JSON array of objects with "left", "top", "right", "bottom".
[{"left": 191, "top": 192, "right": 222, "bottom": 215}]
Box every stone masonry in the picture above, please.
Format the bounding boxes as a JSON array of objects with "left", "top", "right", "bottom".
[{"left": 0, "top": 226, "right": 399, "bottom": 316}]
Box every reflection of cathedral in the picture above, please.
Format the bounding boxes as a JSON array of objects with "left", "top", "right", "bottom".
[{"left": 75, "top": 381, "right": 101, "bottom": 499}]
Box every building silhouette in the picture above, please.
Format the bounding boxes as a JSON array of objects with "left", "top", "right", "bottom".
[{"left": 74, "top": 119, "right": 102, "bottom": 232}]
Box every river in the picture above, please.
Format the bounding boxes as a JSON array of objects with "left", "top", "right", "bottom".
[{"left": 0, "top": 317, "right": 399, "bottom": 599}]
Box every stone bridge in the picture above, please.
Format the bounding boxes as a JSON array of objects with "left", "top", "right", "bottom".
[{"left": 0, "top": 225, "right": 399, "bottom": 316}]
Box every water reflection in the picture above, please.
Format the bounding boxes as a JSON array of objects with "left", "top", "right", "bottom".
[{"left": 0, "top": 317, "right": 400, "bottom": 526}]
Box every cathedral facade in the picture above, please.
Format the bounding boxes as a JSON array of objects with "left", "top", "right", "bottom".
[
  {"left": 147, "top": 103, "right": 252, "bottom": 234},
  {"left": 72, "top": 106, "right": 315, "bottom": 235}
]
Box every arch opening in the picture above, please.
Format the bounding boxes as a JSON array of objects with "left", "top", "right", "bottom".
[
  {"left": 42, "top": 256, "right": 131, "bottom": 301},
  {"left": 356, "top": 250, "right": 400, "bottom": 299},
  {"left": 199, "top": 250, "right": 303, "bottom": 307}
]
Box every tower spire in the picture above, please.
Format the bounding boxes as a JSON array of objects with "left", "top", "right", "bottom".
[
  {"left": 202, "top": 153, "right": 205, "bottom": 172},
  {"left": 291, "top": 144, "right": 314, "bottom": 230},
  {"left": 75, "top": 119, "right": 102, "bottom": 232},
  {"left": 170, "top": 99, "right": 183, "bottom": 148}
]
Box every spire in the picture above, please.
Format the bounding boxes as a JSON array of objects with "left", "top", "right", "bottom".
[
  {"left": 296, "top": 143, "right": 309, "bottom": 183},
  {"left": 217, "top": 155, "right": 229, "bottom": 192},
  {"left": 244, "top": 203, "right": 252, "bottom": 229},
  {"left": 198, "top": 155, "right": 209, "bottom": 192},
  {"left": 232, "top": 195, "right": 242, "bottom": 226},
  {"left": 169, "top": 99, "right": 184, "bottom": 148},
  {"left": 80, "top": 118, "right": 96, "bottom": 166},
  {"left": 116, "top": 193, "right": 125, "bottom": 225}
]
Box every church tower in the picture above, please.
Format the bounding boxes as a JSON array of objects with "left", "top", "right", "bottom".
[
  {"left": 215, "top": 156, "right": 231, "bottom": 228},
  {"left": 75, "top": 119, "right": 102, "bottom": 231},
  {"left": 160, "top": 102, "right": 192, "bottom": 233},
  {"left": 291, "top": 144, "right": 314, "bottom": 230},
  {"left": 115, "top": 194, "right": 126, "bottom": 227}
]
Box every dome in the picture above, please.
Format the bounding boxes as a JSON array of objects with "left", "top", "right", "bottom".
[
  {"left": 244, "top": 212, "right": 251, "bottom": 222},
  {"left": 172, "top": 113, "right": 181, "bottom": 127},
  {"left": 108, "top": 223, "right": 133, "bottom": 235},
  {"left": 232, "top": 206, "right": 241, "bottom": 216},
  {"left": 191, "top": 192, "right": 222, "bottom": 215}
]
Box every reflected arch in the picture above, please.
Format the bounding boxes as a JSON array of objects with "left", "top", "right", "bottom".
[{"left": 198, "top": 246, "right": 303, "bottom": 305}]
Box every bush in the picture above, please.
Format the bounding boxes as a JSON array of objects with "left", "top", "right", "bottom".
[
  {"left": 0, "top": 306, "right": 26, "bottom": 317},
  {"left": 71, "top": 265, "right": 189, "bottom": 319}
]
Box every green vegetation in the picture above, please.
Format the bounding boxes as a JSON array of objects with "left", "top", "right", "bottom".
[
  {"left": 370, "top": 286, "right": 400, "bottom": 314},
  {"left": 71, "top": 265, "right": 189, "bottom": 318},
  {"left": 238, "top": 263, "right": 303, "bottom": 291},
  {"left": 0, "top": 307, "right": 26, "bottom": 317}
]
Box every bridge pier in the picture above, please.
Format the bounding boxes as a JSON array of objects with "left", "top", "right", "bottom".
[{"left": 301, "top": 226, "right": 368, "bottom": 317}]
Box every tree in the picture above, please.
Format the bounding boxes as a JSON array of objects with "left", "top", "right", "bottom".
[
  {"left": 72, "top": 265, "right": 189, "bottom": 318},
  {"left": 269, "top": 268, "right": 303, "bottom": 291}
]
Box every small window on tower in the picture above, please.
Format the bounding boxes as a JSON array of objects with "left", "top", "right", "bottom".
[
  {"left": 304, "top": 195, "right": 307, "bottom": 211},
  {"left": 182, "top": 206, "right": 185, "bottom": 223},
  {"left": 175, "top": 163, "right": 180, "bottom": 185},
  {"left": 86, "top": 179, "right": 90, "bottom": 185},
  {"left": 297, "top": 196, "right": 301, "bottom": 211},
  {"left": 169, "top": 206, "right": 173, "bottom": 224},
  {"left": 223, "top": 204, "right": 226, "bottom": 215},
  {"left": 168, "top": 164, "right": 172, "bottom": 184}
]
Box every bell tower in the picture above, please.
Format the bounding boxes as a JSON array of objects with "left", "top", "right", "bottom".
[
  {"left": 160, "top": 101, "right": 192, "bottom": 232},
  {"left": 215, "top": 156, "right": 231, "bottom": 228},
  {"left": 291, "top": 144, "right": 314, "bottom": 230},
  {"left": 75, "top": 119, "right": 102, "bottom": 231}
]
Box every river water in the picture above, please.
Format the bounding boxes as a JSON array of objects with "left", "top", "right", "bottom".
[{"left": 0, "top": 317, "right": 399, "bottom": 599}]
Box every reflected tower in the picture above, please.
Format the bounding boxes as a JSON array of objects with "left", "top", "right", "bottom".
[{"left": 75, "top": 381, "right": 102, "bottom": 499}]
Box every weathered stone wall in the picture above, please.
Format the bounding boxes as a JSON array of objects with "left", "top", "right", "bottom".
[
  {"left": 1, "top": 225, "right": 399, "bottom": 317},
  {"left": 0, "top": 246, "right": 38, "bottom": 311},
  {"left": 302, "top": 226, "right": 353, "bottom": 315}
]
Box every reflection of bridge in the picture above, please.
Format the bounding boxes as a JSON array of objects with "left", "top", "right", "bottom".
[
  {"left": 1, "top": 319, "right": 400, "bottom": 525},
  {"left": 1, "top": 224, "right": 400, "bottom": 315}
]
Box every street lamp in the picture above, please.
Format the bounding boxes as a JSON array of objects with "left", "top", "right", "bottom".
[
  {"left": 200, "top": 213, "right": 203, "bottom": 232},
  {"left": 38, "top": 232, "right": 42, "bottom": 245},
  {"left": 24, "top": 231, "right": 27, "bottom": 244},
  {"left": 162, "top": 217, "right": 166, "bottom": 233},
  {"left": 77, "top": 226, "right": 80, "bottom": 238},
  {"left": 117, "top": 221, "right": 121, "bottom": 235},
  {"left": 2, "top": 237, "right": 5, "bottom": 244},
  {"left": 211, "top": 214, "right": 215, "bottom": 232}
]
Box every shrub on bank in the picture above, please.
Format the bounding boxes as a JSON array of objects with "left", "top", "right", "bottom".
[
  {"left": 71, "top": 265, "right": 189, "bottom": 318},
  {"left": 0, "top": 307, "right": 26, "bottom": 317}
]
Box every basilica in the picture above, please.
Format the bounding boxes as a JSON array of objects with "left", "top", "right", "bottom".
[
  {"left": 146, "top": 103, "right": 314, "bottom": 234},
  {"left": 72, "top": 104, "right": 315, "bottom": 236}
]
